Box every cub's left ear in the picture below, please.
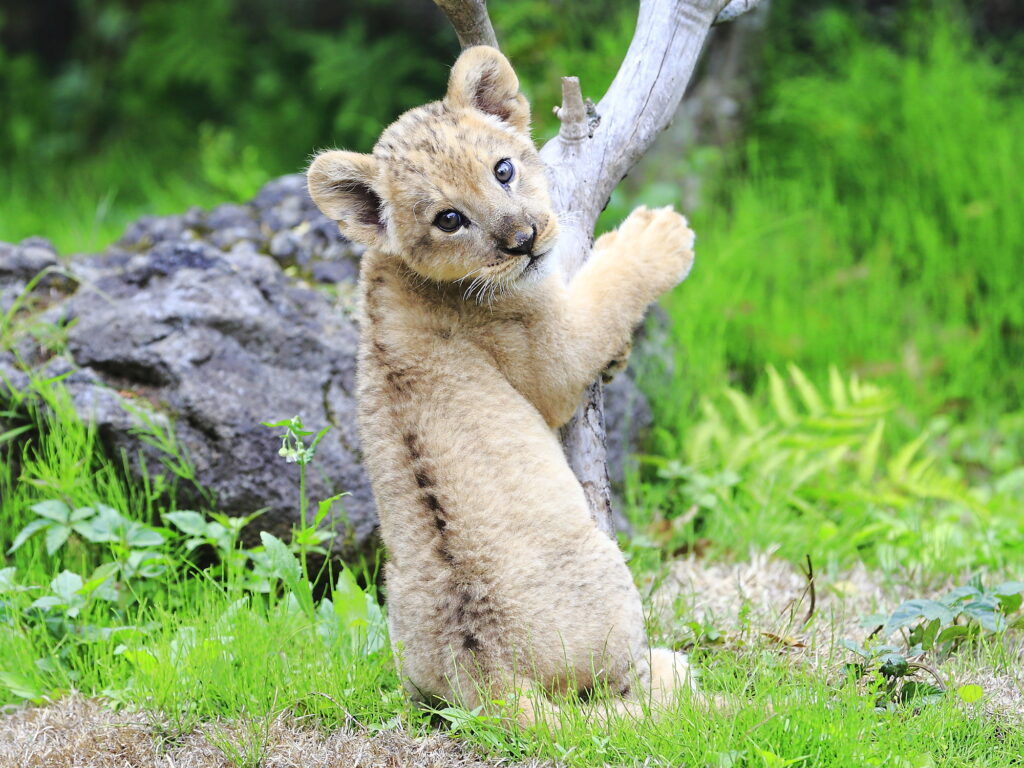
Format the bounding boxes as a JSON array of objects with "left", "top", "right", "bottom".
[{"left": 445, "top": 46, "right": 530, "bottom": 134}]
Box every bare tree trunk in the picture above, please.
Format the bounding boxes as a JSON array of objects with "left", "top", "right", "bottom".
[{"left": 434, "top": 0, "right": 765, "bottom": 536}]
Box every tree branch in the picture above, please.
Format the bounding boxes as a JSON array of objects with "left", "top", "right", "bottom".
[
  {"left": 554, "top": 77, "right": 589, "bottom": 143},
  {"left": 434, "top": 0, "right": 765, "bottom": 535},
  {"left": 433, "top": 0, "right": 498, "bottom": 48}
]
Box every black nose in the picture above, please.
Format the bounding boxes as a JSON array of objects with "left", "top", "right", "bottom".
[{"left": 500, "top": 225, "right": 536, "bottom": 256}]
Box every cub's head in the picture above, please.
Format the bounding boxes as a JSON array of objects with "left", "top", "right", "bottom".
[{"left": 307, "top": 46, "right": 558, "bottom": 293}]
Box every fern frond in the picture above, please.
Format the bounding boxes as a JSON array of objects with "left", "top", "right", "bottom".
[{"left": 788, "top": 363, "right": 826, "bottom": 415}]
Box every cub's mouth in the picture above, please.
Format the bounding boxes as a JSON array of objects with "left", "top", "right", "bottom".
[{"left": 522, "top": 250, "right": 549, "bottom": 274}]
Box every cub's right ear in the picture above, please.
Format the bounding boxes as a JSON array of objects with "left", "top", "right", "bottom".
[
  {"left": 446, "top": 46, "right": 530, "bottom": 134},
  {"left": 307, "top": 150, "right": 384, "bottom": 247}
]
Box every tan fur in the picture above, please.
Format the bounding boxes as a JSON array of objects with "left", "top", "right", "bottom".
[{"left": 308, "top": 46, "right": 696, "bottom": 725}]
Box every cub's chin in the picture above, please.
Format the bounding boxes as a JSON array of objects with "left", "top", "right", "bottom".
[{"left": 517, "top": 249, "right": 553, "bottom": 284}]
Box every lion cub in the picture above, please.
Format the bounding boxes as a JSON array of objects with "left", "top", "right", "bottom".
[{"left": 308, "top": 46, "right": 696, "bottom": 724}]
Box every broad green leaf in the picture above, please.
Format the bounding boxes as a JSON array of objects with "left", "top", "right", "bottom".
[
  {"left": 364, "top": 593, "right": 387, "bottom": 654},
  {"left": 788, "top": 363, "right": 825, "bottom": 415},
  {"left": 50, "top": 570, "right": 84, "bottom": 602},
  {"left": 957, "top": 684, "right": 984, "bottom": 703},
  {"left": 962, "top": 600, "right": 1005, "bottom": 633},
  {"left": 126, "top": 550, "right": 167, "bottom": 580},
  {"left": 0, "top": 670, "right": 44, "bottom": 701},
  {"left": 82, "top": 563, "right": 119, "bottom": 601},
  {"left": 767, "top": 365, "right": 797, "bottom": 425},
  {"left": 996, "top": 593, "right": 1022, "bottom": 614},
  {"left": 204, "top": 522, "right": 232, "bottom": 552},
  {"left": 0, "top": 567, "right": 16, "bottom": 593},
  {"left": 936, "top": 625, "right": 970, "bottom": 644},
  {"left": 332, "top": 567, "right": 369, "bottom": 626},
  {"left": 44, "top": 524, "right": 71, "bottom": 555},
  {"left": 994, "top": 467, "right": 1024, "bottom": 495},
  {"left": 315, "top": 492, "right": 349, "bottom": 528},
  {"left": 164, "top": 511, "right": 209, "bottom": 537},
  {"left": 893, "top": 753, "right": 935, "bottom": 768},
  {"left": 125, "top": 524, "right": 164, "bottom": 548},
  {"left": 942, "top": 585, "right": 982, "bottom": 606},
  {"left": 882, "top": 599, "right": 955, "bottom": 638},
  {"left": 69, "top": 506, "right": 96, "bottom": 522},
  {"left": 259, "top": 532, "right": 301, "bottom": 585},
  {"left": 840, "top": 638, "right": 871, "bottom": 659},
  {"left": 77, "top": 506, "right": 127, "bottom": 543},
  {"left": 911, "top": 617, "right": 941, "bottom": 651},
  {"left": 30, "top": 499, "right": 71, "bottom": 523},
  {"left": 287, "top": 575, "right": 315, "bottom": 620},
  {"left": 755, "top": 747, "right": 810, "bottom": 768},
  {"left": 712, "top": 751, "right": 746, "bottom": 768},
  {"left": 7, "top": 519, "right": 49, "bottom": 554},
  {"left": 993, "top": 581, "right": 1024, "bottom": 597}
]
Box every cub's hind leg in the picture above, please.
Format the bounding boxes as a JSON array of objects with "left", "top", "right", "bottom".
[{"left": 646, "top": 647, "right": 694, "bottom": 706}]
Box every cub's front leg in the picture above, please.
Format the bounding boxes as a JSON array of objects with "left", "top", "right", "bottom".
[
  {"left": 566, "top": 205, "right": 694, "bottom": 371},
  {"left": 579, "top": 205, "right": 695, "bottom": 319},
  {"left": 528, "top": 206, "right": 695, "bottom": 426}
]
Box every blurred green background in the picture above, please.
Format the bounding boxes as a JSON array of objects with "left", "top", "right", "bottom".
[{"left": 2, "top": 0, "right": 1022, "bottom": 569}]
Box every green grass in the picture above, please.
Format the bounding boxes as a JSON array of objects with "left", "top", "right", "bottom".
[
  {"left": 614, "top": 8, "right": 1024, "bottom": 580},
  {"left": 0, "top": 128, "right": 281, "bottom": 254},
  {"left": 443, "top": 655, "right": 1024, "bottom": 767}
]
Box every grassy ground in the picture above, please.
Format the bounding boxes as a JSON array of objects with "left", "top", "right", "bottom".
[{"left": 1, "top": 7, "right": 1022, "bottom": 768}]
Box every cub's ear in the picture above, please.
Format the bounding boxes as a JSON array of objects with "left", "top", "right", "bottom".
[
  {"left": 307, "top": 150, "right": 384, "bottom": 247},
  {"left": 445, "top": 46, "right": 530, "bottom": 134}
]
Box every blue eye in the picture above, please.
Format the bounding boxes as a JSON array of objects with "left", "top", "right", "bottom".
[
  {"left": 433, "top": 210, "right": 465, "bottom": 232},
  {"left": 494, "top": 159, "right": 514, "bottom": 184}
]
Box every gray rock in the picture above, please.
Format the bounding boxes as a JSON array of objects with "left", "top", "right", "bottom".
[{"left": 0, "top": 174, "right": 653, "bottom": 554}]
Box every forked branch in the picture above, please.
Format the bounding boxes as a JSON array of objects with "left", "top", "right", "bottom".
[{"left": 433, "top": 0, "right": 765, "bottom": 534}]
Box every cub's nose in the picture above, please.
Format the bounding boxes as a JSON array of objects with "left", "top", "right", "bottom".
[{"left": 500, "top": 225, "right": 537, "bottom": 257}]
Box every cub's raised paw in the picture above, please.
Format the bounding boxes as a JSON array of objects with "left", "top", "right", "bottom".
[{"left": 616, "top": 205, "right": 696, "bottom": 292}]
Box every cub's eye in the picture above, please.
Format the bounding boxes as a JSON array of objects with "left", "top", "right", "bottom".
[
  {"left": 433, "top": 210, "right": 465, "bottom": 232},
  {"left": 494, "top": 159, "right": 515, "bottom": 185}
]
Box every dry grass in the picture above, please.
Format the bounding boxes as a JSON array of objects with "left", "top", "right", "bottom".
[
  {"left": 0, "top": 695, "right": 548, "bottom": 768},
  {"left": 650, "top": 550, "right": 1024, "bottom": 718}
]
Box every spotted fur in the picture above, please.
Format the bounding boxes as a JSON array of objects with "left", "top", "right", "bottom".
[{"left": 308, "top": 46, "right": 697, "bottom": 725}]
